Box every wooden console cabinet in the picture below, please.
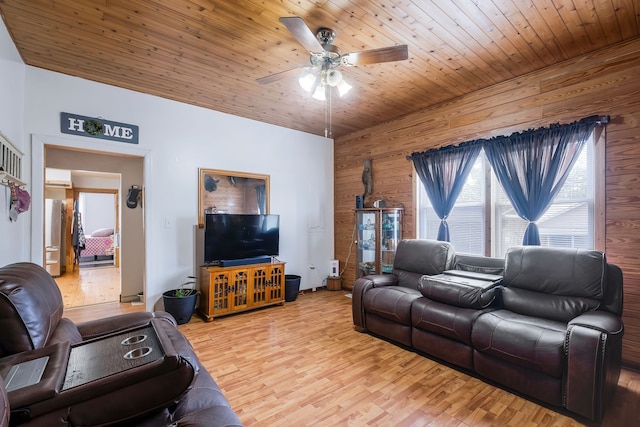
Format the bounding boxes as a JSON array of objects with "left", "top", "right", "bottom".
[{"left": 198, "top": 262, "right": 285, "bottom": 322}]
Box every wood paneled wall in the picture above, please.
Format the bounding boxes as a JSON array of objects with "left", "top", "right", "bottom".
[
  {"left": 202, "top": 174, "right": 260, "bottom": 214},
  {"left": 334, "top": 38, "right": 640, "bottom": 367}
]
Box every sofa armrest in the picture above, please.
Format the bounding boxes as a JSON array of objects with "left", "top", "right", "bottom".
[
  {"left": 0, "top": 342, "right": 70, "bottom": 410},
  {"left": 357, "top": 274, "right": 399, "bottom": 288},
  {"left": 27, "top": 319, "right": 197, "bottom": 425},
  {"left": 352, "top": 274, "right": 399, "bottom": 331},
  {"left": 568, "top": 310, "right": 623, "bottom": 333},
  {"left": 131, "top": 360, "right": 242, "bottom": 427},
  {"left": 76, "top": 311, "right": 176, "bottom": 340},
  {"left": 565, "top": 311, "right": 623, "bottom": 421}
]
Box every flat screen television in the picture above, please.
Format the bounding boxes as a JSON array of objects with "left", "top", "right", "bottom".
[{"left": 204, "top": 213, "right": 280, "bottom": 265}]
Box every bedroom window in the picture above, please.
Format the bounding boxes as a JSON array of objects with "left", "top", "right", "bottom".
[{"left": 417, "top": 133, "right": 600, "bottom": 258}]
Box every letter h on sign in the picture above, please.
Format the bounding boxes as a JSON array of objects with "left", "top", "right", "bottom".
[{"left": 67, "top": 118, "right": 85, "bottom": 132}]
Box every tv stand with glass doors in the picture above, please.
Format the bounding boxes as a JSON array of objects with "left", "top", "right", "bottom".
[{"left": 198, "top": 260, "right": 285, "bottom": 322}]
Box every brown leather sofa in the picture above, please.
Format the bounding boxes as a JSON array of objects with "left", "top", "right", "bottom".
[
  {"left": 352, "top": 239, "right": 624, "bottom": 422},
  {"left": 0, "top": 262, "right": 242, "bottom": 426},
  {"left": 1, "top": 378, "right": 8, "bottom": 427}
]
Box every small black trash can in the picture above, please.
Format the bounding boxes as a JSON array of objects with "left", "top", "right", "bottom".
[{"left": 285, "top": 274, "right": 301, "bottom": 302}]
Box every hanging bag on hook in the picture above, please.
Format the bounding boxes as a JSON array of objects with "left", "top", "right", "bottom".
[
  {"left": 15, "top": 186, "right": 31, "bottom": 213},
  {"left": 8, "top": 182, "right": 18, "bottom": 221},
  {"left": 127, "top": 185, "right": 141, "bottom": 208}
]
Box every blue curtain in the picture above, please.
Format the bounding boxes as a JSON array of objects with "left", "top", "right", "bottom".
[
  {"left": 484, "top": 116, "right": 601, "bottom": 245},
  {"left": 410, "top": 141, "right": 482, "bottom": 241},
  {"left": 256, "top": 184, "right": 266, "bottom": 214}
]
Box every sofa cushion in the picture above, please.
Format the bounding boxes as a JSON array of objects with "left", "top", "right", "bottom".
[
  {"left": 501, "top": 287, "right": 600, "bottom": 323},
  {"left": 502, "top": 246, "right": 605, "bottom": 321},
  {"left": 472, "top": 310, "right": 567, "bottom": 377},
  {"left": 453, "top": 253, "right": 505, "bottom": 276},
  {"left": 392, "top": 239, "right": 455, "bottom": 289},
  {"left": 418, "top": 272, "right": 500, "bottom": 309},
  {"left": 411, "top": 297, "right": 488, "bottom": 345},
  {"left": 363, "top": 286, "right": 421, "bottom": 325},
  {"left": 504, "top": 246, "right": 605, "bottom": 298}
]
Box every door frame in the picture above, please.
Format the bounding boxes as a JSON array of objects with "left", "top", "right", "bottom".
[{"left": 30, "top": 133, "right": 153, "bottom": 308}]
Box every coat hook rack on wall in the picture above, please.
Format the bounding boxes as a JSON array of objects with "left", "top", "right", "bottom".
[
  {"left": 0, "top": 169, "right": 26, "bottom": 188},
  {"left": 0, "top": 131, "right": 26, "bottom": 188}
]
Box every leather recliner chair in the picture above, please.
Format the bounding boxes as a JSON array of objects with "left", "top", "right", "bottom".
[
  {"left": 351, "top": 239, "right": 460, "bottom": 346},
  {"left": 0, "top": 262, "right": 242, "bottom": 426}
]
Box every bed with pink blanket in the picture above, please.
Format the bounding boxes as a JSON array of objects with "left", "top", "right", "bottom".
[{"left": 80, "top": 228, "right": 115, "bottom": 258}]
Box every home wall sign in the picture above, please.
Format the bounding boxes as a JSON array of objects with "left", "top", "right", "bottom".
[{"left": 60, "top": 112, "right": 139, "bottom": 144}]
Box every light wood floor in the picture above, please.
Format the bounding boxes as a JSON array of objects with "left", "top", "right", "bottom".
[
  {"left": 54, "top": 266, "right": 121, "bottom": 308},
  {"left": 63, "top": 291, "right": 640, "bottom": 427}
]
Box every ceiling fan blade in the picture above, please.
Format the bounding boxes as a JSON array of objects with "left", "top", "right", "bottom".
[
  {"left": 342, "top": 45, "right": 409, "bottom": 66},
  {"left": 257, "top": 66, "right": 308, "bottom": 84},
  {"left": 279, "top": 16, "right": 324, "bottom": 53}
]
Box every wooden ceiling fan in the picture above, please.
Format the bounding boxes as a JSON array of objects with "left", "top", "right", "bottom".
[{"left": 257, "top": 17, "right": 409, "bottom": 87}]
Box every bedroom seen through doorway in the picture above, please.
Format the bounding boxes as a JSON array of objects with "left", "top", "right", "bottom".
[{"left": 49, "top": 174, "right": 122, "bottom": 309}]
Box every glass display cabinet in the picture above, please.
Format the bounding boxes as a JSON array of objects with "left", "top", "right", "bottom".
[{"left": 355, "top": 208, "right": 403, "bottom": 278}]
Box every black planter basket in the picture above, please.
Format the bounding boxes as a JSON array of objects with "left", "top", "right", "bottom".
[{"left": 162, "top": 289, "right": 198, "bottom": 325}]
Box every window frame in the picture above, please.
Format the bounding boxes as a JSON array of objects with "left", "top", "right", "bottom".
[{"left": 415, "top": 128, "right": 606, "bottom": 255}]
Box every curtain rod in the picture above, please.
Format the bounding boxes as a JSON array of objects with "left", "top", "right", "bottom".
[{"left": 406, "top": 114, "right": 610, "bottom": 161}]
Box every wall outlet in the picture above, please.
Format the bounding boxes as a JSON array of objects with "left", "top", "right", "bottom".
[{"left": 330, "top": 259, "right": 339, "bottom": 276}]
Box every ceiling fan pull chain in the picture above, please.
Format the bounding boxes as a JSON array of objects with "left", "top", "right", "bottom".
[
  {"left": 325, "top": 85, "right": 332, "bottom": 138},
  {"left": 329, "top": 88, "right": 333, "bottom": 138}
]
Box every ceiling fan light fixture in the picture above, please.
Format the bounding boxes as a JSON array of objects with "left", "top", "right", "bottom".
[
  {"left": 258, "top": 17, "right": 410, "bottom": 136},
  {"left": 298, "top": 73, "right": 316, "bottom": 92},
  {"left": 326, "top": 69, "right": 342, "bottom": 87},
  {"left": 312, "top": 84, "right": 326, "bottom": 101},
  {"left": 337, "top": 79, "right": 352, "bottom": 97}
]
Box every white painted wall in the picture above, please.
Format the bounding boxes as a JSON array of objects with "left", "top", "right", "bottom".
[
  {"left": 80, "top": 193, "right": 116, "bottom": 237},
  {"left": 0, "top": 19, "right": 27, "bottom": 265},
  {"left": 21, "top": 68, "right": 334, "bottom": 309}
]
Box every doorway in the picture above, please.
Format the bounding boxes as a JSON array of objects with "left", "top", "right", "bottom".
[
  {"left": 46, "top": 169, "right": 122, "bottom": 308},
  {"left": 40, "top": 143, "right": 146, "bottom": 310}
]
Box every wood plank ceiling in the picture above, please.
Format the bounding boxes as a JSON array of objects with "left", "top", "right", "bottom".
[{"left": 0, "top": 0, "right": 638, "bottom": 138}]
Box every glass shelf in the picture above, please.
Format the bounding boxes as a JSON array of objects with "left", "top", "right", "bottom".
[{"left": 355, "top": 208, "right": 403, "bottom": 278}]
